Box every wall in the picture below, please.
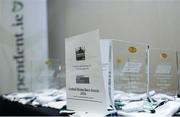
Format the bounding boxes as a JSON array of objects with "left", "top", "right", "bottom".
[{"left": 48, "top": 0, "right": 66, "bottom": 64}]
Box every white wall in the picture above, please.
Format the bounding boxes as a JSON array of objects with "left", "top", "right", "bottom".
[
  {"left": 176, "top": 0, "right": 180, "bottom": 50},
  {"left": 48, "top": 0, "right": 180, "bottom": 64},
  {"left": 48, "top": 0, "right": 66, "bottom": 63}
]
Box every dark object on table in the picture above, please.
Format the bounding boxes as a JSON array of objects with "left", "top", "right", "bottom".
[
  {"left": 177, "top": 94, "right": 180, "bottom": 98},
  {"left": 0, "top": 96, "right": 67, "bottom": 116}
]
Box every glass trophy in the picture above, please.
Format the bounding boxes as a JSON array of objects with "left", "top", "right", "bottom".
[
  {"left": 30, "top": 58, "right": 65, "bottom": 92},
  {"left": 149, "top": 48, "right": 178, "bottom": 96},
  {"left": 112, "top": 40, "right": 153, "bottom": 112},
  {"left": 112, "top": 40, "right": 148, "bottom": 94}
]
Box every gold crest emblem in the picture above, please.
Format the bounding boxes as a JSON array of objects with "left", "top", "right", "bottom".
[
  {"left": 160, "top": 53, "right": 168, "bottom": 59},
  {"left": 45, "top": 59, "right": 52, "bottom": 65},
  {"left": 117, "top": 58, "right": 122, "bottom": 64},
  {"left": 128, "top": 46, "right": 137, "bottom": 53}
]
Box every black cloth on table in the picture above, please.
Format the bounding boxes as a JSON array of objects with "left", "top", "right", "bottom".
[{"left": 0, "top": 96, "right": 68, "bottom": 116}]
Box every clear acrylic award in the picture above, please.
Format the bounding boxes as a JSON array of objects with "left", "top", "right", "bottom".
[
  {"left": 112, "top": 40, "right": 148, "bottom": 94},
  {"left": 149, "top": 48, "right": 178, "bottom": 96},
  {"left": 112, "top": 40, "right": 153, "bottom": 112},
  {"left": 30, "top": 58, "right": 65, "bottom": 91}
]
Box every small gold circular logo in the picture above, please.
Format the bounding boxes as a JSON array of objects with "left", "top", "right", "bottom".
[
  {"left": 117, "top": 58, "right": 122, "bottom": 64},
  {"left": 45, "top": 59, "right": 52, "bottom": 65},
  {"left": 160, "top": 53, "right": 168, "bottom": 59},
  {"left": 128, "top": 47, "right": 137, "bottom": 53}
]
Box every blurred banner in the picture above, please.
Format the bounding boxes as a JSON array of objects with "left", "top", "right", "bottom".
[{"left": 0, "top": 0, "right": 48, "bottom": 94}]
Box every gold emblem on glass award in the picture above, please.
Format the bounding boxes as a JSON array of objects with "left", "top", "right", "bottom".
[
  {"left": 160, "top": 53, "right": 168, "bottom": 59},
  {"left": 45, "top": 59, "right": 52, "bottom": 65},
  {"left": 128, "top": 46, "right": 137, "bottom": 53},
  {"left": 117, "top": 58, "right": 122, "bottom": 64}
]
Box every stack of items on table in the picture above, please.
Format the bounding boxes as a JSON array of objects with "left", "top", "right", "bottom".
[
  {"left": 3, "top": 88, "right": 66, "bottom": 110},
  {"left": 114, "top": 90, "right": 180, "bottom": 117},
  {"left": 3, "top": 88, "right": 180, "bottom": 117}
]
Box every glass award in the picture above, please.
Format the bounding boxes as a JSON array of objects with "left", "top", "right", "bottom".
[
  {"left": 112, "top": 40, "right": 148, "bottom": 94},
  {"left": 149, "top": 48, "right": 178, "bottom": 96},
  {"left": 31, "top": 58, "right": 65, "bottom": 92}
]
